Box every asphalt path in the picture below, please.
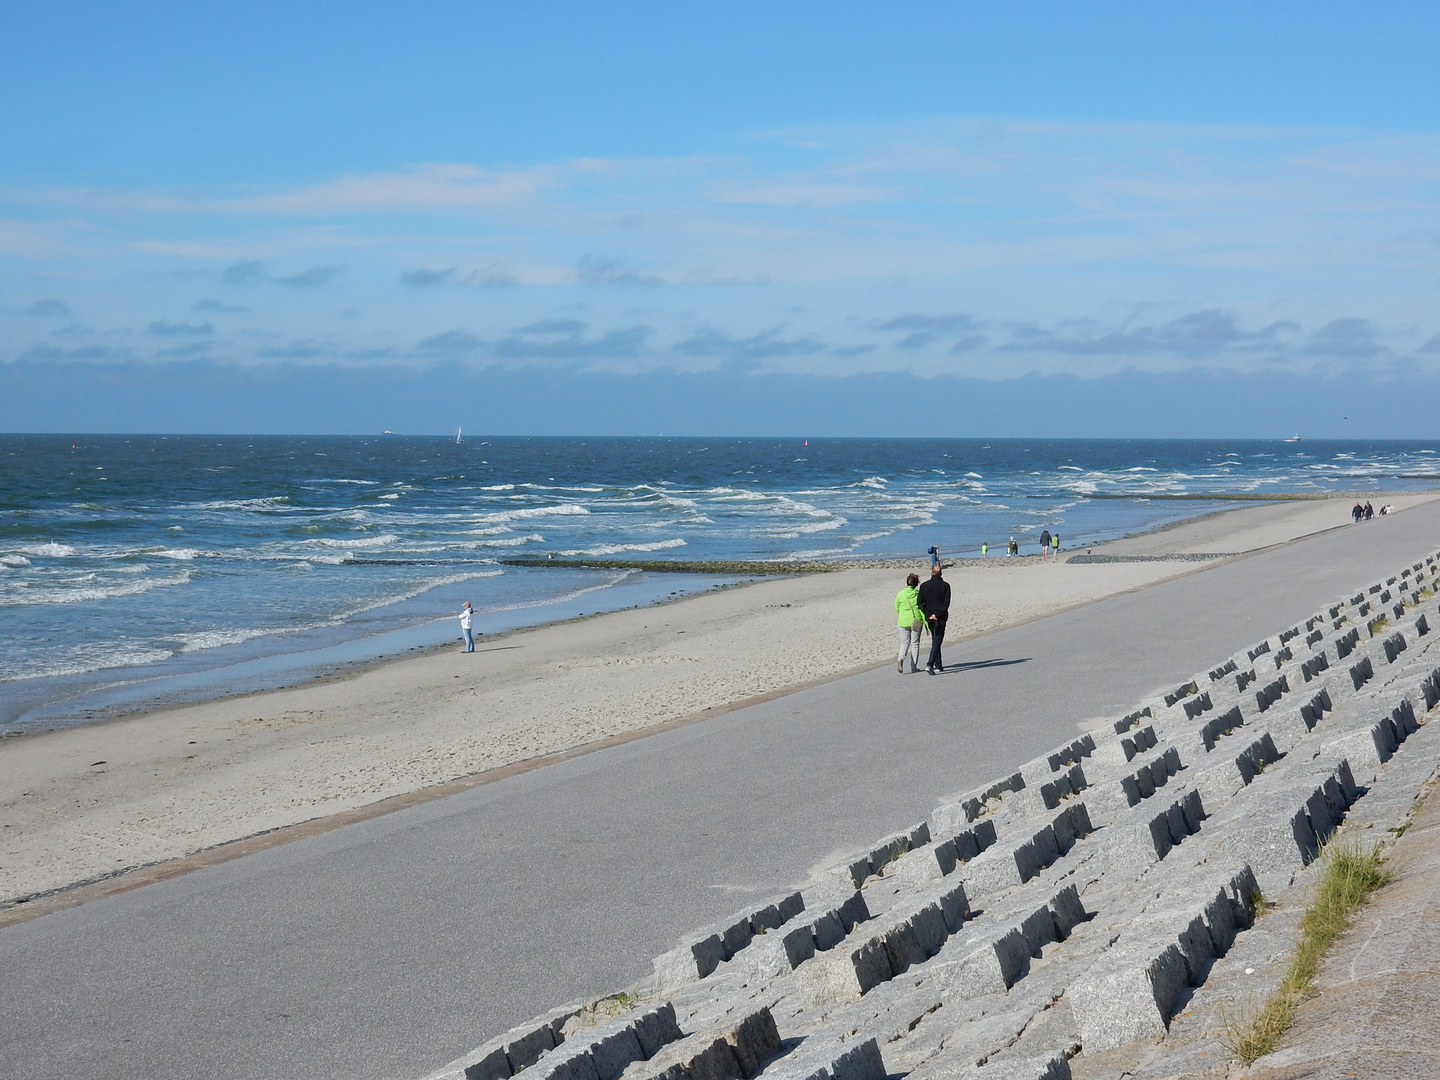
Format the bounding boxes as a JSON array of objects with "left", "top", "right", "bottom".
[{"left": 4, "top": 504, "right": 1440, "bottom": 1080}]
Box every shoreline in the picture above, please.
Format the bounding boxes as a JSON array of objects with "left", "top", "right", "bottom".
[
  {"left": 0, "top": 490, "right": 1409, "bottom": 734},
  {"left": 1, "top": 490, "right": 1437, "bottom": 912}
]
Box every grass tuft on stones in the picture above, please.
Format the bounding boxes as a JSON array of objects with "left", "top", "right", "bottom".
[{"left": 1222, "top": 835, "right": 1391, "bottom": 1065}]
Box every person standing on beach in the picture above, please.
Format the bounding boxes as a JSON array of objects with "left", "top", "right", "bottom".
[
  {"left": 894, "top": 572, "right": 925, "bottom": 673},
  {"left": 1007, "top": 536, "right": 1017, "bottom": 557},
  {"left": 1039, "top": 529, "right": 1051, "bottom": 557},
  {"left": 1051, "top": 532, "right": 1060, "bottom": 557},
  {"left": 918, "top": 565, "right": 951, "bottom": 674},
  {"left": 459, "top": 601, "right": 475, "bottom": 652},
  {"left": 928, "top": 545, "right": 940, "bottom": 570},
  {"left": 981, "top": 541, "right": 988, "bottom": 558}
]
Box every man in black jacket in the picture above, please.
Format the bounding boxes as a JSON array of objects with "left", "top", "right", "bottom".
[{"left": 917, "top": 564, "right": 951, "bottom": 675}]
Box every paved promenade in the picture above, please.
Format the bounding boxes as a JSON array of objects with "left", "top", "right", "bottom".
[{"left": 4, "top": 505, "right": 1440, "bottom": 1080}]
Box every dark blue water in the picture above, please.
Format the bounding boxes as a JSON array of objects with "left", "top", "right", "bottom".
[{"left": 3, "top": 435, "right": 1437, "bottom": 728}]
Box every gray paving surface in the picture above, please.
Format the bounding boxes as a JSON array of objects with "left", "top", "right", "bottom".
[{"left": 3, "top": 507, "right": 1440, "bottom": 1080}]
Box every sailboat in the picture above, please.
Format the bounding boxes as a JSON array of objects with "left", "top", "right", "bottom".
[{"left": 455, "top": 426, "right": 463, "bottom": 445}]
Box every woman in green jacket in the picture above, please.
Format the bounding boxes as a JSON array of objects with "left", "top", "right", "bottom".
[{"left": 894, "top": 572, "right": 925, "bottom": 673}]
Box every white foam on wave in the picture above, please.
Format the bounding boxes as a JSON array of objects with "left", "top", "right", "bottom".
[
  {"left": 1, "top": 555, "right": 32, "bottom": 568},
  {"left": 155, "top": 548, "right": 202, "bottom": 560},
  {"left": 377, "top": 493, "right": 401, "bottom": 500},
  {"left": 314, "top": 478, "right": 379, "bottom": 485},
  {"left": 472, "top": 534, "right": 545, "bottom": 548},
  {"left": 310, "top": 533, "right": 401, "bottom": 549},
  {"left": 179, "top": 496, "right": 294, "bottom": 511},
  {"left": 479, "top": 484, "right": 515, "bottom": 491},
  {"left": 2, "top": 570, "right": 192, "bottom": 607},
  {"left": 0, "top": 644, "right": 177, "bottom": 682},
  {"left": 559, "top": 539, "right": 687, "bottom": 556},
  {"left": 22, "top": 543, "right": 76, "bottom": 557},
  {"left": 475, "top": 503, "right": 590, "bottom": 524}
]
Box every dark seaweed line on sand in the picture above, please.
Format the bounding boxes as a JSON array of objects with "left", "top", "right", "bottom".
[{"left": 499, "top": 558, "right": 843, "bottom": 574}]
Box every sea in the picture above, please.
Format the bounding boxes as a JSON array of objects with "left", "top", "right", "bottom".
[{"left": 4, "top": 435, "right": 1439, "bottom": 731}]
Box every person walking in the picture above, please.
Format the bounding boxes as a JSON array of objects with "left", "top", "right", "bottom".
[
  {"left": 1039, "top": 529, "right": 1051, "bottom": 557},
  {"left": 918, "top": 565, "right": 951, "bottom": 674},
  {"left": 928, "top": 545, "right": 941, "bottom": 570},
  {"left": 1051, "top": 531, "right": 1060, "bottom": 557},
  {"left": 459, "top": 601, "right": 476, "bottom": 652},
  {"left": 894, "top": 572, "right": 925, "bottom": 673},
  {"left": 1007, "top": 536, "right": 1017, "bottom": 557}
]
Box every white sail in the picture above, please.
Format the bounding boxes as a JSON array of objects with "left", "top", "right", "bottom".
[{"left": 455, "top": 426, "right": 463, "bottom": 444}]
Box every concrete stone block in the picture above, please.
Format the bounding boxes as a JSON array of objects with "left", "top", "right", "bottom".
[
  {"left": 1080, "top": 773, "right": 1143, "bottom": 824},
  {"left": 828, "top": 1040, "right": 886, "bottom": 1080},
  {"left": 743, "top": 924, "right": 817, "bottom": 978},
  {"left": 1051, "top": 801, "right": 1093, "bottom": 854},
  {"left": 933, "top": 926, "right": 1031, "bottom": 1000},
  {"left": 1324, "top": 723, "right": 1394, "bottom": 779},
  {"left": 719, "top": 915, "right": 754, "bottom": 960},
  {"left": 937, "top": 877, "right": 972, "bottom": 933},
  {"left": 1069, "top": 942, "right": 1189, "bottom": 1049},
  {"left": 725, "top": 1009, "right": 782, "bottom": 1078},
  {"left": 590, "top": 1025, "right": 646, "bottom": 1080},
  {"left": 813, "top": 856, "right": 873, "bottom": 896},
  {"left": 632, "top": 1004, "right": 683, "bottom": 1059},
  {"left": 1215, "top": 794, "right": 1318, "bottom": 872},
  {"left": 1262, "top": 706, "right": 1312, "bottom": 752},
  {"left": 507, "top": 1024, "right": 558, "bottom": 1071},
  {"left": 972, "top": 1051, "right": 1071, "bottom": 1080},
  {"left": 962, "top": 823, "right": 1057, "bottom": 899},
  {"left": 932, "top": 798, "right": 982, "bottom": 834},
  {"left": 835, "top": 891, "right": 870, "bottom": 933},
  {"left": 799, "top": 936, "right": 894, "bottom": 1004},
  {"left": 868, "top": 823, "right": 931, "bottom": 873},
  {"left": 533, "top": 1041, "right": 603, "bottom": 1080},
  {"left": 892, "top": 838, "right": 956, "bottom": 885},
  {"left": 635, "top": 1036, "right": 739, "bottom": 1080},
  {"left": 454, "top": 1041, "right": 511, "bottom": 1080},
  {"left": 808, "top": 912, "right": 845, "bottom": 952},
  {"left": 1193, "top": 732, "right": 1279, "bottom": 812},
  {"left": 654, "top": 932, "right": 726, "bottom": 989},
  {"left": 1048, "top": 883, "right": 1088, "bottom": 939}
]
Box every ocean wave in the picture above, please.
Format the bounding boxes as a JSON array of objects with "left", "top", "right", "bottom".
[
  {"left": 479, "top": 484, "right": 516, "bottom": 491},
  {"left": 559, "top": 539, "right": 687, "bottom": 556},
  {"left": 1, "top": 555, "right": 32, "bottom": 567},
  {"left": 2, "top": 570, "right": 192, "bottom": 606},
  {"left": 475, "top": 503, "right": 591, "bottom": 523},
  {"left": 313, "top": 478, "right": 379, "bottom": 485},
  {"left": 22, "top": 543, "right": 76, "bottom": 557},
  {"left": 309, "top": 533, "right": 401, "bottom": 549},
  {"left": 377, "top": 493, "right": 401, "bottom": 500},
  {"left": 472, "top": 534, "right": 545, "bottom": 547},
  {"left": 178, "top": 496, "right": 294, "bottom": 511},
  {"left": 154, "top": 547, "right": 202, "bottom": 560},
  {"left": 0, "top": 644, "right": 177, "bottom": 682}
]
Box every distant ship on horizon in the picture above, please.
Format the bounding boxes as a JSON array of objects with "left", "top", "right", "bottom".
[{"left": 1283, "top": 434, "right": 1301, "bottom": 443}]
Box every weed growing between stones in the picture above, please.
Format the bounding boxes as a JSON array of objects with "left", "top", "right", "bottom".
[
  {"left": 1222, "top": 835, "right": 1391, "bottom": 1064},
  {"left": 1366, "top": 614, "right": 1390, "bottom": 637}
]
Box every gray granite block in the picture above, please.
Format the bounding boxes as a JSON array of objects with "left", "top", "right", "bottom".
[
  {"left": 930, "top": 926, "right": 1032, "bottom": 1000},
  {"left": 972, "top": 1050, "right": 1071, "bottom": 1080},
  {"left": 654, "top": 932, "right": 727, "bottom": 989}
]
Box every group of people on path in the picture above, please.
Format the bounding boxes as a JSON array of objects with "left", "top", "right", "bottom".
[
  {"left": 978, "top": 534, "right": 1057, "bottom": 558},
  {"left": 894, "top": 565, "right": 950, "bottom": 674},
  {"left": 1352, "top": 501, "right": 1392, "bottom": 522}
]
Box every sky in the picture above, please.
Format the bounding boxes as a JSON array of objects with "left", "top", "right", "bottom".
[{"left": 2, "top": 2, "right": 1438, "bottom": 436}]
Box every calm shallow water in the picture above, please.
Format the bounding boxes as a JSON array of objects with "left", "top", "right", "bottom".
[{"left": 3, "top": 435, "right": 1437, "bottom": 728}]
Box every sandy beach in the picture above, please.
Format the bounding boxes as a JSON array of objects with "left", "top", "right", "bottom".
[{"left": 1, "top": 491, "right": 1434, "bottom": 909}]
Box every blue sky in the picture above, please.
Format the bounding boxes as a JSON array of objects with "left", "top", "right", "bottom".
[{"left": 2, "top": 2, "right": 1438, "bottom": 435}]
